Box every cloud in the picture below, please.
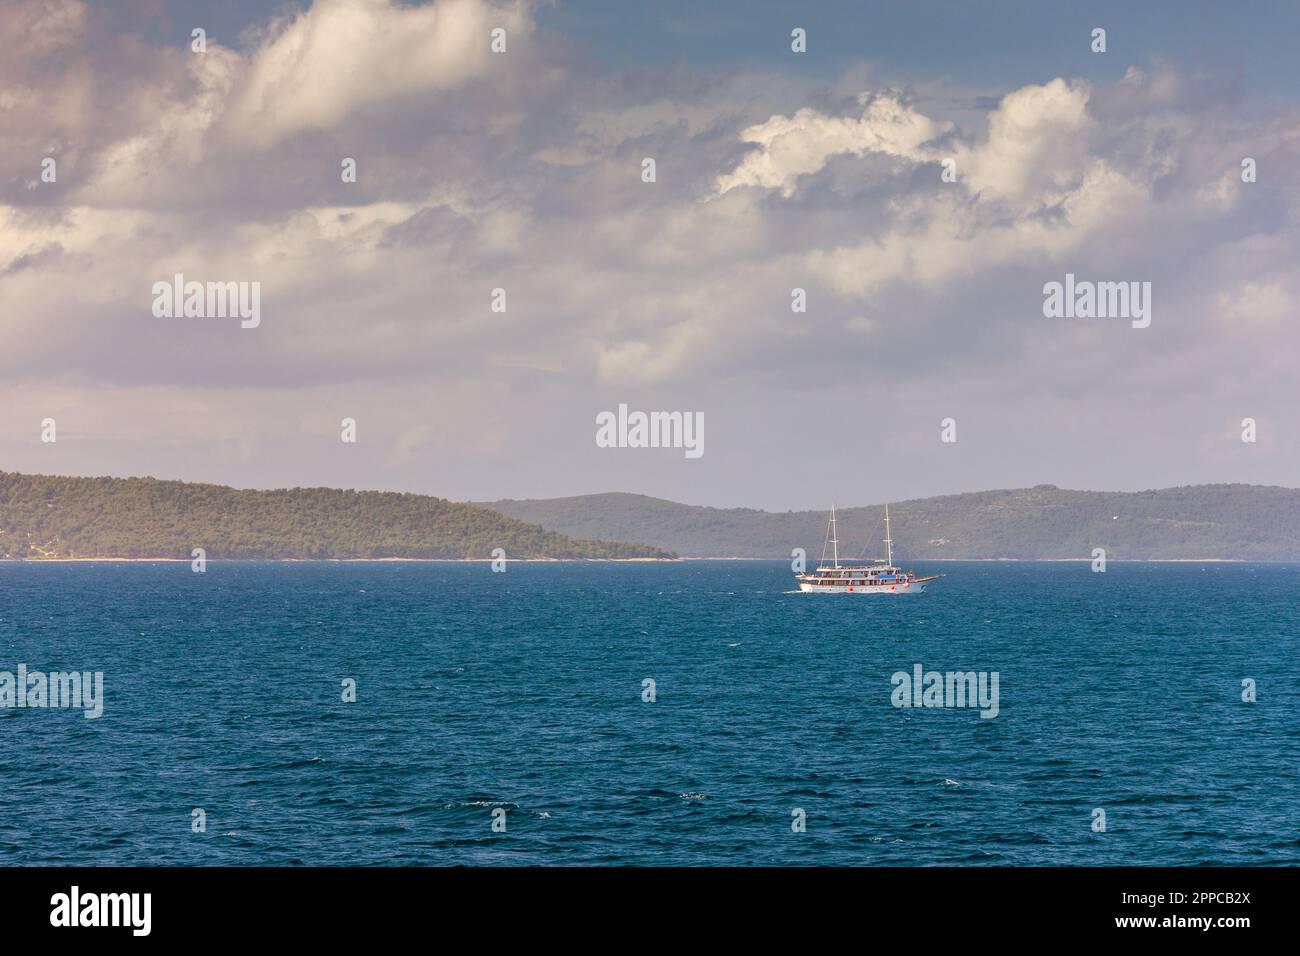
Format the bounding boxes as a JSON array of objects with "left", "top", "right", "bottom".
[
  {"left": 958, "top": 77, "right": 1091, "bottom": 203},
  {"left": 716, "top": 91, "right": 944, "bottom": 197},
  {"left": 1, "top": 1, "right": 1298, "bottom": 507},
  {"left": 0, "top": 0, "right": 87, "bottom": 56},
  {"left": 223, "top": 0, "right": 533, "bottom": 147}
]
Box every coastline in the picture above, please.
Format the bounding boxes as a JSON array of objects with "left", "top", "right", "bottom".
[
  {"left": 0, "top": 556, "right": 683, "bottom": 563},
  {"left": 0, "top": 556, "right": 1264, "bottom": 563},
  {"left": 683, "top": 556, "right": 1255, "bottom": 562}
]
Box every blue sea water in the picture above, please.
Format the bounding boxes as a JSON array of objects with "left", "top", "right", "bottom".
[{"left": 0, "top": 560, "right": 1296, "bottom": 866}]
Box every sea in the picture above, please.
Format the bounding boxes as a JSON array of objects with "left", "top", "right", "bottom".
[{"left": 1, "top": 560, "right": 1296, "bottom": 866}]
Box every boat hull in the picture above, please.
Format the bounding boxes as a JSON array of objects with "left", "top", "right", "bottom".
[{"left": 797, "top": 581, "right": 926, "bottom": 594}]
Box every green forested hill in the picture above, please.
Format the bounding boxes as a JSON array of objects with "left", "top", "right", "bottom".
[
  {"left": 0, "top": 471, "right": 673, "bottom": 560},
  {"left": 479, "top": 485, "right": 1300, "bottom": 560}
]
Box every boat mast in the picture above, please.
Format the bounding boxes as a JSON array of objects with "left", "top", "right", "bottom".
[
  {"left": 883, "top": 503, "right": 893, "bottom": 567},
  {"left": 831, "top": 504, "right": 839, "bottom": 568}
]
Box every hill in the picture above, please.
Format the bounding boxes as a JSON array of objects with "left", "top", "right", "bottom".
[
  {"left": 478, "top": 484, "right": 1300, "bottom": 561},
  {"left": 0, "top": 471, "right": 674, "bottom": 560}
]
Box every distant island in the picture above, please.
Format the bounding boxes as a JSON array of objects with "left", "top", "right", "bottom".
[
  {"left": 479, "top": 485, "right": 1300, "bottom": 561},
  {"left": 5, "top": 471, "right": 1296, "bottom": 562},
  {"left": 0, "top": 471, "right": 674, "bottom": 561}
]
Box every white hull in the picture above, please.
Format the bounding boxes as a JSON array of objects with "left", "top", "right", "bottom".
[{"left": 798, "top": 581, "right": 926, "bottom": 594}]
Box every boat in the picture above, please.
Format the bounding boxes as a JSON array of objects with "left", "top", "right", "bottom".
[{"left": 795, "top": 504, "right": 940, "bottom": 593}]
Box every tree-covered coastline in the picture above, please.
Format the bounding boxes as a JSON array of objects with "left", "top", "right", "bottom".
[{"left": 0, "top": 471, "right": 674, "bottom": 560}]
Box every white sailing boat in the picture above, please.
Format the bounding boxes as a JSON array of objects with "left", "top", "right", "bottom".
[{"left": 795, "top": 504, "right": 940, "bottom": 594}]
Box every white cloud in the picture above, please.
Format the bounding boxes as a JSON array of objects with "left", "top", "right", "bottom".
[
  {"left": 958, "top": 77, "right": 1091, "bottom": 204},
  {"left": 224, "top": 0, "right": 532, "bottom": 147},
  {"left": 804, "top": 80, "right": 1156, "bottom": 301},
  {"left": 716, "top": 92, "right": 944, "bottom": 197}
]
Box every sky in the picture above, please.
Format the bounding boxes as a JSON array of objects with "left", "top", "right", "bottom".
[{"left": 2, "top": 0, "right": 1299, "bottom": 510}]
